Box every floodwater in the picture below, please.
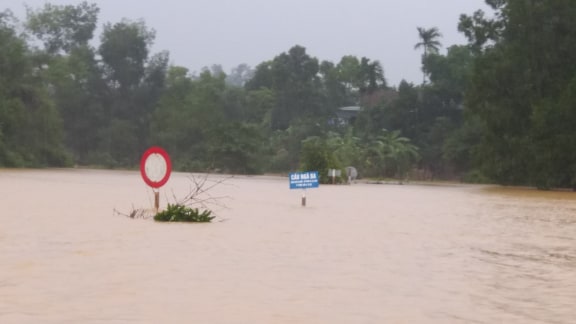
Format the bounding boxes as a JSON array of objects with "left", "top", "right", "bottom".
[{"left": 1, "top": 169, "right": 575, "bottom": 324}]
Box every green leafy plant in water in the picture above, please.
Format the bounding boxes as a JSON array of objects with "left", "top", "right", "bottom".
[{"left": 154, "top": 203, "right": 215, "bottom": 223}]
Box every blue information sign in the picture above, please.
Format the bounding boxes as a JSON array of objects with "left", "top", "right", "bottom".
[{"left": 289, "top": 171, "right": 319, "bottom": 189}]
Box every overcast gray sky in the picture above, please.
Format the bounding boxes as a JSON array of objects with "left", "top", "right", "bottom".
[{"left": 5, "top": 0, "right": 489, "bottom": 86}]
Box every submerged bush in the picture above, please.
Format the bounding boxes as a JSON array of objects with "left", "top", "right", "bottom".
[{"left": 154, "top": 204, "right": 215, "bottom": 223}]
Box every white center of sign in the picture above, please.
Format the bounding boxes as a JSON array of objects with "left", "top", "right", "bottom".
[{"left": 144, "top": 153, "right": 167, "bottom": 182}]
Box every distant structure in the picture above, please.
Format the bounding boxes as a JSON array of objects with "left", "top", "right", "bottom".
[
  {"left": 335, "top": 106, "right": 362, "bottom": 125},
  {"left": 360, "top": 88, "right": 399, "bottom": 108},
  {"left": 334, "top": 89, "right": 401, "bottom": 126},
  {"left": 345, "top": 166, "right": 358, "bottom": 184}
]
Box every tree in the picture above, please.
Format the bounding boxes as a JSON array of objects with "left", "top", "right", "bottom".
[
  {"left": 300, "top": 136, "right": 341, "bottom": 184},
  {"left": 415, "top": 26, "right": 443, "bottom": 56},
  {"left": 355, "top": 56, "right": 473, "bottom": 180},
  {"left": 319, "top": 60, "right": 351, "bottom": 110},
  {"left": 358, "top": 57, "right": 386, "bottom": 95},
  {"left": 99, "top": 19, "right": 155, "bottom": 92},
  {"left": 206, "top": 122, "right": 266, "bottom": 174},
  {"left": 151, "top": 66, "right": 198, "bottom": 169},
  {"left": 326, "top": 129, "right": 362, "bottom": 169},
  {"left": 23, "top": 2, "right": 110, "bottom": 164},
  {"left": 153, "top": 68, "right": 256, "bottom": 171},
  {"left": 460, "top": 0, "right": 576, "bottom": 188},
  {"left": 0, "top": 11, "right": 69, "bottom": 167},
  {"left": 423, "top": 45, "right": 473, "bottom": 101},
  {"left": 151, "top": 66, "right": 267, "bottom": 173},
  {"left": 442, "top": 116, "right": 483, "bottom": 180},
  {"left": 336, "top": 55, "right": 362, "bottom": 103},
  {"left": 420, "top": 45, "right": 475, "bottom": 178},
  {"left": 98, "top": 19, "right": 165, "bottom": 166},
  {"left": 244, "top": 88, "right": 275, "bottom": 125},
  {"left": 355, "top": 80, "right": 418, "bottom": 140},
  {"left": 414, "top": 27, "right": 442, "bottom": 83},
  {"left": 226, "top": 63, "right": 254, "bottom": 87},
  {"left": 457, "top": 1, "right": 506, "bottom": 54},
  {"left": 332, "top": 55, "right": 387, "bottom": 105},
  {"left": 26, "top": 1, "right": 99, "bottom": 55},
  {"left": 41, "top": 45, "right": 109, "bottom": 164},
  {"left": 362, "top": 129, "right": 419, "bottom": 179},
  {"left": 249, "top": 45, "right": 323, "bottom": 130}
]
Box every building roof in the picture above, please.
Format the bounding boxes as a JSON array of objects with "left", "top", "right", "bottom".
[{"left": 338, "top": 106, "right": 362, "bottom": 112}]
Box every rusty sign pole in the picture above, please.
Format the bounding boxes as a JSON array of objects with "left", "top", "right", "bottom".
[{"left": 154, "top": 190, "right": 160, "bottom": 212}]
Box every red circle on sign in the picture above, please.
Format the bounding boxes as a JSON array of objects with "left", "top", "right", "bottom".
[{"left": 140, "top": 146, "right": 172, "bottom": 188}]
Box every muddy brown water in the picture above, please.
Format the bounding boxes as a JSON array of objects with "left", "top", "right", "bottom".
[{"left": 1, "top": 169, "right": 575, "bottom": 323}]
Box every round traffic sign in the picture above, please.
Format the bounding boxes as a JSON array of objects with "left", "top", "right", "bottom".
[{"left": 140, "top": 146, "right": 172, "bottom": 188}]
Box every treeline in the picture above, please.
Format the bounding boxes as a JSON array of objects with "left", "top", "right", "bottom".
[{"left": 1, "top": 1, "right": 576, "bottom": 189}]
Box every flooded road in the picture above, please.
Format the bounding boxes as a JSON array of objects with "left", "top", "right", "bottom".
[{"left": 1, "top": 169, "right": 575, "bottom": 323}]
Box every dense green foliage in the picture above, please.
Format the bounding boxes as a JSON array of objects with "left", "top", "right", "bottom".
[
  {"left": 299, "top": 136, "right": 341, "bottom": 184},
  {"left": 154, "top": 204, "right": 214, "bottom": 222},
  {"left": 0, "top": 11, "right": 70, "bottom": 167},
  {"left": 2, "top": 1, "right": 576, "bottom": 189},
  {"left": 459, "top": 0, "right": 576, "bottom": 189}
]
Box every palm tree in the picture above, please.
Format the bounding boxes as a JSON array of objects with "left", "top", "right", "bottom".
[
  {"left": 414, "top": 27, "right": 442, "bottom": 83},
  {"left": 367, "top": 129, "right": 420, "bottom": 180},
  {"left": 326, "top": 129, "right": 362, "bottom": 167},
  {"left": 359, "top": 57, "right": 386, "bottom": 95}
]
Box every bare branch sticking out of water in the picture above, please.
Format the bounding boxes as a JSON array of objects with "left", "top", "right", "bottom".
[
  {"left": 113, "top": 206, "right": 155, "bottom": 220},
  {"left": 165, "top": 173, "right": 234, "bottom": 213},
  {"left": 117, "top": 173, "right": 233, "bottom": 221}
]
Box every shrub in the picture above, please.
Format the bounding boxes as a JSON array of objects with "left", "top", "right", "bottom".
[
  {"left": 300, "top": 136, "right": 341, "bottom": 184},
  {"left": 461, "top": 169, "right": 491, "bottom": 184},
  {"left": 154, "top": 204, "right": 215, "bottom": 223}
]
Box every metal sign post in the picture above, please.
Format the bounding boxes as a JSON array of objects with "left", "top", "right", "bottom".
[
  {"left": 154, "top": 191, "right": 160, "bottom": 212},
  {"left": 328, "top": 169, "right": 341, "bottom": 184}
]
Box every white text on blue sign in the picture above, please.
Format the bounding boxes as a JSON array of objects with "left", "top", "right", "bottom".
[{"left": 289, "top": 171, "right": 319, "bottom": 189}]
